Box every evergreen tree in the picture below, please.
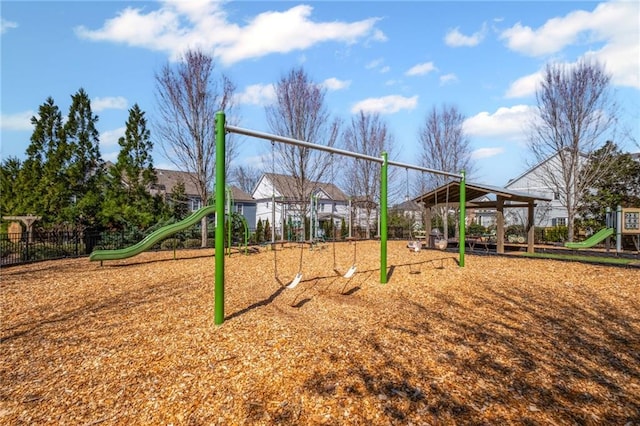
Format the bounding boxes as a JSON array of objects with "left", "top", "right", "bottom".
[
  {"left": 103, "top": 104, "right": 157, "bottom": 228},
  {"left": 0, "top": 157, "right": 22, "bottom": 217},
  {"left": 20, "top": 97, "right": 70, "bottom": 222},
  {"left": 169, "top": 179, "right": 189, "bottom": 221},
  {"left": 254, "top": 219, "right": 264, "bottom": 243},
  {"left": 264, "top": 218, "right": 272, "bottom": 242},
  {"left": 116, "top": 104, "right": 156, "bottom": 197},
  {"left": 64, "top": 88, "right": 104, "bottom": 226},
  {"left": 340, "top": 217, "right": 348, "bottom": 239},
  {"left": 579, "top": 141, "right": 640, "bottom": 224}
]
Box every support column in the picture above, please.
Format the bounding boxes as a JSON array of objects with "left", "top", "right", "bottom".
[
  {"left": 527, "top": 201, "right": 535, "bottom": 253},
  {"left": 458, "top": 171, "right": 466, "bottom": 267},
  {"left": 380, "top": 152, "right": 388, "bottom": 284},
  {"left": 214, "top": 111, "right": 226, "bottom": 325},
  {"left": 496, "top": 197, "right": 505, "bottom": 254}
]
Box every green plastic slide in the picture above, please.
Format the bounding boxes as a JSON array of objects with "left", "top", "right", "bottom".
[
  {"left": 564, "top": 227, "right": 614, "bottom": 249},
  {"left": 89, "top": 205, "right": 217, "bottom": 262}
]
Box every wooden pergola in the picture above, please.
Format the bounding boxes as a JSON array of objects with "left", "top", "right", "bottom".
[{"left": 414, "top": 181, "right": 551, "bottom": 254}]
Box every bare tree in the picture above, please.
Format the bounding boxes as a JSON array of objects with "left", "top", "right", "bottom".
[
  {"left": 418, "top": 104, "right": 475, "bottom": 237},
  {"left": 230, "top": 165, "right": 262, "bottom": 194},
  {"left": 343, "top": 111, "right": 395, "bottom": 238},
  {"left": 155, "top": 49, "right": 236, "bottom": 246},
  {"left": 265, "top": 67, "right": 340, "bottom": 227},
  {"left": 528, "top": 59, "right": 618, "bottom": 241}
]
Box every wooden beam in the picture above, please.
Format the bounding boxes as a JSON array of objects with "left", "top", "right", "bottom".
[
  {"left": 527, "top": 201, "right": 535, "bottom": 253},
  {"left": 496, "top": 197, "right": 505, "bottom": 254}
]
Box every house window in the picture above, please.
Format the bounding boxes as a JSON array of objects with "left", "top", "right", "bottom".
[
  {"left": 191, "top": 198, "right": 202, "bottom": 211},
  {"left": 552, "top": 217, "right": 567, "bottom": 227},
  {"left": 235, "top": 204, "right": 243, "bottom": 215}
]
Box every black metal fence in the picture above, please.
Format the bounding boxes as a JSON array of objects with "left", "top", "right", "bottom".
[
  {"left": 0, "top": 227, "right": 218, "bottom": 267},
  {"left": 1, "top": 230, "right": 99, "bottom": 266}
]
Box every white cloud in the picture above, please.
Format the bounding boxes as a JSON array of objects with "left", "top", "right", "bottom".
[
  {"left": 1, "top": 111, "right": 34, "bottom": 131},
  {"left": 351, "top": 95, "right": 418, "bottom": 114},
  {"left": 405, "top": 62, "right": 437, "bottom": 76},
  {"left": 505, "top": 71, "right": 542, "bottom": 98},
  {"left": 234, "top": 83, "right": 276, "bottom": 106},
  {"left": 76, "top": 3, "right": 384, "bottom": 65},
  {"left": 1, "top": 18, "right": 18, "bottom": 34},
  {"left": 439, "top": 73, "right": 458, "bottom": 86},
  {"left": 365, "top": 58, "right": 384, "bottom": 69},
  {"left": 322, "top": 77, "right": 351, "bottom": 91},
  {"left": 370, "top": 29, "right": 388, "bottom": 43},
  {"left": 100, "top": 126, "right": 126, "bottom": 148},
  {"left": 379, "top": 66, "right": 390, "bottom": 74},
  {"left": 500, "top": 1, "right": 639, "bottom": 88},
  {"left": 463, "top": 105, "right": 535, "bottom": 141},
  {"left": 444, "top": 23, "right": 486, "bottom": 47},
  {"left": 92, "top": 96, "right": 128, "bottom": 112},
  {"left": 471, "top": 147, "right": 504, "bottom": 160}
]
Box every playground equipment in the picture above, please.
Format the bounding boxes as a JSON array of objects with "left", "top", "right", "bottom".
[
  {"left": 566, "top": 206, "right": 640, "bottom": 252},
  {"left": 213, "top": 111, "right": 466, "bottom": 324},
  {"left": 89, "top": 189, "right": 249, "bottom": 263},
  {"left": 89, "top": 205, "right": 217, "bottom": 262},
  {"left": 564, "top": 227, "right": 614, "bottom": 249}
]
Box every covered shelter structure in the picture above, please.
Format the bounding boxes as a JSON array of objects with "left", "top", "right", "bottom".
[{"left": 414, "top": 181, "right": 552, "bottom": 254}]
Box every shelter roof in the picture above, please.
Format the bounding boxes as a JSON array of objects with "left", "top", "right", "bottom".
[{"left": 413, "top": 181, "right": 551, "bottom": 208}]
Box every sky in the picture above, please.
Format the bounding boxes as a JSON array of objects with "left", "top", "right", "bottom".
[{"left": 1, "top": 0, "right": 639, "bottom": 189}]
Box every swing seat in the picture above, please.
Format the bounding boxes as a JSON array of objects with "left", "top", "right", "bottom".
[
  {"left": 287, "top": 272, "right": 303, "bottom": 289},
  {"left": 343, "top": 265, "right": 357, "bottom": 278},
  {"left": 435, "top": 239, "right": 448, "bottom": 250}
]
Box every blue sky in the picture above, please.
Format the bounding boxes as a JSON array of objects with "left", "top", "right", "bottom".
[{"left": 2, "top": 0, "right": 639, "bottom": 187}]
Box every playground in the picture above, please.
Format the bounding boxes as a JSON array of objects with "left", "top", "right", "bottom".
[{"left": 2, "top": 241, "right": 639, "bottom": 424}]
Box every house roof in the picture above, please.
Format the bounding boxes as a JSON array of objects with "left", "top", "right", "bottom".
[
  {"left": 155, "top": 168, "right": 253, "bottom": 201},
  {"left": 229, "top": 186, "right": 254, "bottom": 202},
  {"left": 262, "top": 173, "right": 348, "bottom": 202},
  {"left": 414, "top": 180, "right": 551, "bottom": 208},
  {"left": 505, "top": 149, "right": 589, "bottom": 188},
  {"left": 392, "top": 199, "right": 423, "bottom": 212},
  {"left": 155, "top": 168, "right": 201, "bottom": 196}
]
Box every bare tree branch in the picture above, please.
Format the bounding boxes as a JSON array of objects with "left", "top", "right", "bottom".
[
  {"left": 527, "top": 59, "right": 618, "bottom": 241},
  {"left": 154, "top": 49, "right": 237, "bottom": 246},
  {"left": 264, "top": 67, "right": 341, "bottom": 225},
  {"left": 342, "top": 111, "right": 396, "bottom": 238},
  {"left": 418, "top": 104, "right": 475, "bottom": 237}
]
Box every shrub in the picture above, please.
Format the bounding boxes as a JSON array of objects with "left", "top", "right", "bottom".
[
  {"left": 545, "top": 226, "right": 568, "bottom": 243},
  {"left": 184, "top": 238, "right": 202, "bottom": 248},
  {"left": 467, "top": 223, "right": 487, "bottom": 236},
  {"left": 160, "top": 238, "right": 182, "bottom": 250}
]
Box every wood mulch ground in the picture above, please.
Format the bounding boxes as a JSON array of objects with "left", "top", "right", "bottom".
[{"left": 1, "top": 240, "right": 639, "bottom": 425}]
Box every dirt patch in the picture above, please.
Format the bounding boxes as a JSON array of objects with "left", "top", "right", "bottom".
[{"left": 1, "top": 241, "right": 639, "bottom": 424}]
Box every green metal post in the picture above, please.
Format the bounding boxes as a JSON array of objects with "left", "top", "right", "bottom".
[
  {"left": 459, "top": 171, "right": 466, "bottom": 267},
  {"left": 380, "top": 152, "right": 388, "bottom": 283},
  {"left": 214, "top": 111, "right": 226, "bottom": 325},
  {"left": 226, "top": 187, "right": 232, "bottom": 257}
]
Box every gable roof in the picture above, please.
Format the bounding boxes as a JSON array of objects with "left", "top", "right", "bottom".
[
  {"left": 414, "top": 180, "right": 551, "bottom": 208},
  {"left": 505, "top": 149, "right": 589, "bottom": 188},
  {"left": 229, "top": 186, "right": 254, "bottom": 202},
  {"left": 154, "top": 168, "right": 201, "bottom": 196},
  {"left": 392, "top": 199, "right": 423, "bottom": 212},
  {"left": 261, "top": 173, "right": 348, "bottom": 202}
]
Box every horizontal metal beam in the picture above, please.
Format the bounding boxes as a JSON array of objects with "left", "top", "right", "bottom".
[
  {"left": 225, "top": 124, "right": 463, "bottom": 180},
  {"left": 226, "top": 125, "right": 382, "bottom": 163},
  {"left": 385, "top": 159, "right": 463, "bottom": 179}
]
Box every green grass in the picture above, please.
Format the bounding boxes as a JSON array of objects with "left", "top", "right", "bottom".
[{"left": 520, "top": 251, "right": 638, "bottom": 266}]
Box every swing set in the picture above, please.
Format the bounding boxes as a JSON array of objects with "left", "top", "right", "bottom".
[{"left": 212, "top": 112, "right": 466, "bottom": 325}]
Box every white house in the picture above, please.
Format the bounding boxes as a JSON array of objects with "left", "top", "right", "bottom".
[
  {"left": 504, "top": 151, "right": 583, "bottom": 228},
  {"left": 252, "top": 173, "right": 349, "bottom": 240}
]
